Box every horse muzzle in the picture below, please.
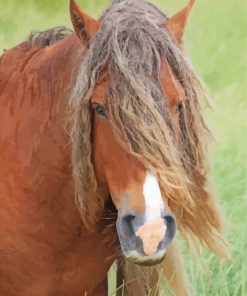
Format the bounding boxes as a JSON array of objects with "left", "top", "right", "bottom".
[{"left": 116, "top": 211, "right": 176, "bottom": 266}]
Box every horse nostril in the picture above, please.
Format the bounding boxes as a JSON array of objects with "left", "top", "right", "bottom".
[
  {"left": 162, "top": 213, "right": 177, "bottom": 245},
  {"left": 121, "top": 214, "right": 136, "bottom": 237},
  {"left": 164, "top": 213, "right": 175, "bottom": 225}
]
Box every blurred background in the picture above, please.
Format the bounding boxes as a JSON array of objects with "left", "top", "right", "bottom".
[{"left": 0, "top": 0, "right": 246, "bottom": 295}]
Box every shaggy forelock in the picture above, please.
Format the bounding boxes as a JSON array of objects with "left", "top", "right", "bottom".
[{"left": 69, "top": 0, "right": 230, "bottom": 259}]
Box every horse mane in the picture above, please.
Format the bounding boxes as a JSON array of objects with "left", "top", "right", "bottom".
[
  {"left": 27, "top": 26, "right": 73, "bottom": 48},
  {"left": 68, "top": 0, "right": 230, "bottom": 260}
]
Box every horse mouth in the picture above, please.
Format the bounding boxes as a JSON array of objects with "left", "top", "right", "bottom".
[{"left": 124, "top": 250, "right": 166, "bottom": 266}]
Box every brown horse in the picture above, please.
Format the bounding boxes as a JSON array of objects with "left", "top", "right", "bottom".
[{"left": 0, "top": 0, "right": 230, "bottom": 295}]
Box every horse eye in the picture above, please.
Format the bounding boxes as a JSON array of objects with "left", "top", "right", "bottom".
[{"left": 94, "top": 104, "right": 107, "bottom": 118}]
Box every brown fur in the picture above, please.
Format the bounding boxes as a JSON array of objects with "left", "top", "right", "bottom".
[{"left": 0, "top": 31, "right": 117, "bottom": 295}]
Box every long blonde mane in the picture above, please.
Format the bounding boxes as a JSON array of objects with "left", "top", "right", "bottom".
[{"left": 68, "top": 0, "right": 230, "bottom": 259}]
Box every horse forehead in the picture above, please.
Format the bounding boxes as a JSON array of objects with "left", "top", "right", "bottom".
[{"left": 91, "top": 60, "right": 184, "bottom": 107}]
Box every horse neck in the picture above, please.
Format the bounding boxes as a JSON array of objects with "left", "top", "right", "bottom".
[{"left": 0, "top": 32, "right": 86, "bottom": 197}]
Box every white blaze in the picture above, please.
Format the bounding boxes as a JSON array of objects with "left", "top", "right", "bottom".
[
  {"left": 143, "top": 173, "right": 164, "bottom": 221},
  {"left": 135, "top": 172, "right": 166, "bottom": 255}
]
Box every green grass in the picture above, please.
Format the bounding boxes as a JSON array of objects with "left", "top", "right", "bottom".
[{"left": 1, "top": 0, "right": 246, "bottom": 295}]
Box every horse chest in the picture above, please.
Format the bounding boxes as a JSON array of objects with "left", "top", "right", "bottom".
[
  {"left": 0, "top": 177, "right": 115, "bottom": 296},
  {"left": 0, "top": 137, "right": 115, "bottom": 295},
  {"left": 0, "top": 221, "right": 115, "bottom": 295}
]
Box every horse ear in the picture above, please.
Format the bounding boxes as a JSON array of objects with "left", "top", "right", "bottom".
[
  {"left": 70, "top": 0, "right": 100, "bottom": 44},
  {"left": 166, "top": 0, "right": 195, "bottom": 44}
]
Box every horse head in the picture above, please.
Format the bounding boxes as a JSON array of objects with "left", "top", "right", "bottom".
[{"left": 68, "top": 0, "right": 219, "bottom": 266}]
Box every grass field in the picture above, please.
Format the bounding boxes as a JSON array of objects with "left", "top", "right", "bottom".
[{"left": 0, "top": 0, "right": 246, "bottom": 295}]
